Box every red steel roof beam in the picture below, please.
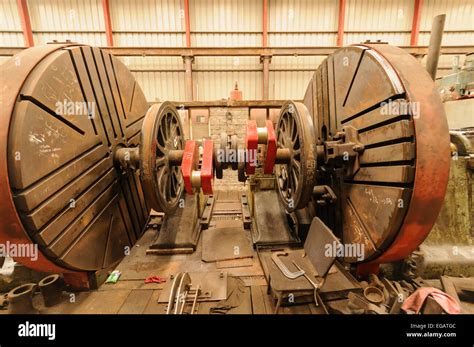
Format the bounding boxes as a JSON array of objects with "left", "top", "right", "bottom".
[
  {"left": 184, "top": 0, "right": 191, "bottom": 47},
  {"left": 337, "top": 0, "right": 346, "bottom": 46},
  {"left": 102, "top": 0, "right": 114, "bottom": 46},
  {"left": 16, "top": 0, "right": 34, "bottom": 47},
  {"left": 410, "top": 0, "right": 423, "bottom": 46}
]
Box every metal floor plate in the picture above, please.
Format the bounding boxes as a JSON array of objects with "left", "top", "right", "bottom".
[{"left": 202, "top": 227, "right": 253, "bottom": 262}]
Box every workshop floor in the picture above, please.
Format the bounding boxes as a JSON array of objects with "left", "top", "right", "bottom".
[
  {"left": 30, "top": 190, "right": 322, "bottom": 314},
  {"left": 3, "top": 189, "right": 472, "bottom": 314}
]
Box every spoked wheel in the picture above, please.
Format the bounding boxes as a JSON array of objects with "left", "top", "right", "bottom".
[
  {"left": 140, "top": 102, "right": 185, "bottom": 214},
  {"left": 275, "top": 101, "right": 317, "bottom": 212}
]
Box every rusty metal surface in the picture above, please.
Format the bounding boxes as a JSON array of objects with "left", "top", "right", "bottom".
[
  {"left": 304, "top": 217, "right": 339, "bottom": 278},
  {"left": 140, "top": 102, "right": 185, "bottom": 213},
  {"left": 202, "top": 227, "right": 253, "bottom": 262},
  {"left": 303, "top": 44, "right": 450, "bottom": 263},
  {"left": 274, "top": 101, "right": 317, "bottom": 212},
  {"left": 0, "top": 45, "right": 150, "bottom": 272},
  {"left": 252, "top": 190, "right": 300, "bottom": 245}
]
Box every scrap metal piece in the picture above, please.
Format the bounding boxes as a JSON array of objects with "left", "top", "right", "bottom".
[
  {"left": 166, "top": 272, "right": 192, "bottom": 315},
  {"left": 363, "top": 286, "right": 384, "bottom": 305},
  {"left": 191, "top": 284, "right": 201, "bottom": 314},
  {"left": 38, "top": 274, "right": 64, "bottom": 307},
  {"left": 271, "top": 252, "right": 304, "bottom": 279},
  {"left": 174, "top": 272, "right": 191, "bottom": 314},
  {"left": 304, "top": 217, "right": 340, "bottom": 278},
  {"left": 159, "top": 272, "right": 227, "bottom": 303},
  {"left": 8, "top": 283, "right": 38, "bottom": 314},
  {"left": 348, "top": 292, "right": 387, "bottom": 314},
  {"left": 166, "top": 272, "right": 184, "bottom": 314}
]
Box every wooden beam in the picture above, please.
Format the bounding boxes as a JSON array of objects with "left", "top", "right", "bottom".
[
  {"left": 184, "top": 0, "right": 191, "bottom": 47},
  {"left": 410, "top": 0, "right": 423, "bottom": 46},
  {"left": 337, "top": 0, "right": 346, "bottom": 46},
  {"left": 16, "top": 0, "right": 34, "bottom": 47},
  {"left": 102, "top": 0, "right": 114, "bottom": 46}
]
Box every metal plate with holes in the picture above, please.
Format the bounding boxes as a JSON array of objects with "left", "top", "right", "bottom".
[
  {"left": 0, "top": 44, "right": 150, "bottom": 272},
  {"left": 158, "top": 272, "right": 228, "bottom": 303},
  {"left": 303, "top": 44, "right": 450, "bottom": 263}
]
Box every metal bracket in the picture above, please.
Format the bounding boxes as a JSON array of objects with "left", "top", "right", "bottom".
[
  {"left": 271, "top": 251, "right": 304, "bottom": 279},
  {"left": 323, "top": 125, "right": 365, "bottom": 178}
]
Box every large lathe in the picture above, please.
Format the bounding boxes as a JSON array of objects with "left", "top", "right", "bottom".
[{"left": 0, "top": 42, "right": 449, "bottom": 287}]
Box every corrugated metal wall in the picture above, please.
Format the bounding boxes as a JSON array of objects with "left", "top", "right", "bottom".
[
  {"left": 419, "top": 0, "right": 474, "bottom": 45},
  {"left": 268, "top": 0, "right": 338, "bottom": 99},
  {"left": 190, "top": 0, "right": 262, "bottom": 46},
  {"left": 269, "top": 55, "right": 326, "bottom": 99},
  {"left": 269, "top": 0, "right": 338, "bottom": 46},
  {"left": 0, "top": 0, "right": 473, "bottom": 100},
  {"left": 344, "top": 0, "right": 413, "bottom": 46},
  {"left": 110, "top": 0, "right": 185, "bottom": 46},
  {"left": 28, "top": 0, "right": 106, "bottom": 46},
  {"left": 189, "top": 0, "right": 263, "bottom": 100},
  {"left": 119, "top": 56, "right": 186, "bottom": 101},
  {"left": 194, "top": 56, "right": 262, "bottom": 100},
  {"left": 0, "top": 0, "right": 23, "bottom": 46}
]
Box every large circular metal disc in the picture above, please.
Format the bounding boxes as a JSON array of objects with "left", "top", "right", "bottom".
[
  {"left": 303, "top": 44, "right": 450, "bottom": 263},
  {"left": 0, "top": 44, "right": 150, "bottom": 272},
  {"left": 275, "top": 101, "right": 317, "bottom": 212},
  {"left": 140, "top": 102, "right": 185, "bottom": 214}
]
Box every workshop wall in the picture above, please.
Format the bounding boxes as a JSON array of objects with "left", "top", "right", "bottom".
[{"left": 0, "top": 0, "right": 472, "bottom": 101}]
